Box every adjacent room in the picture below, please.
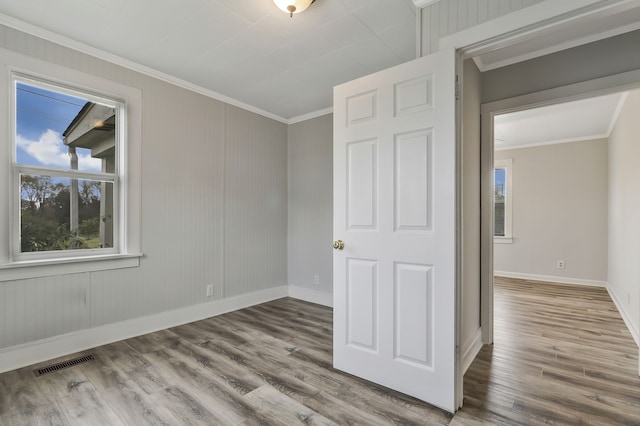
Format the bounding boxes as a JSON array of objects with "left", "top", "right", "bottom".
[
  {"left": 0, "top": 0, "right": 639, "bottom": 424},
  {"left": 466, "top": 89, "right": 640, "bottom": 423}
]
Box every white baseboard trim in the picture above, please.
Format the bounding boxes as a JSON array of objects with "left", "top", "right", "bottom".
[
  {"left": 462, "top": 328, "right": 483, "bottom": 374},
  {"left": 494, "top": 271, "right": 607, "bottom": 287},
  {"left": 0, "top": 285, "right": 288, "bottom": 374},
  {"left": 606, "top": 285, "right": 640, "bottom": 348},
  {"left": 288, "top": 285, "right": 333, "bottom": 307}
]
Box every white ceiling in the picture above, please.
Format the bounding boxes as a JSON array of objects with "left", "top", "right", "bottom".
[
  {"left": 494, "top": 92, "right": 627, "bottom": 150},
  {"left": 0, "top": 0, "right": 417, "bottom": 121}
]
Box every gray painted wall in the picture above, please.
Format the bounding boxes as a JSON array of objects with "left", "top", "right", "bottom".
[
  {"left": 494, "top": 139, "right": 609, "bottom": 283},
  {"left": 225, "top": 106, "right": 288, "bottom": 298},
  {"left": 287, "top": 114, "right": 333, "bottom": 298},
  {"left": 461, "top": 59, "right": 482, "bottom": 348},
  {"left": 608, "top": 91, "right": 640, "bottom": 343},
  {"left": 0, "top": 24, "right": 288, "bottom": 351},
  {"left": 482, "top": 30, "right": 640, "bottom": 104}
]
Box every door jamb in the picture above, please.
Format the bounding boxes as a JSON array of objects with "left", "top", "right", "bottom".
[{"left": 454, "top": 48, "right": 464, "bottom": 409}]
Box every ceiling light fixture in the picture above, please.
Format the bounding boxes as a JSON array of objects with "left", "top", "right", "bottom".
[{"left": 273, "top": 0, "right": 315, "bottom": 17}]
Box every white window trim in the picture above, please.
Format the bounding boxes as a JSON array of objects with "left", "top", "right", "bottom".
[
  {"left": 11, "top": 74, "right": 123, "bottom": 261},
  {"left": 494, "top": 158, "right": 513, "bottom": 244},
  {"left": 0, "top": 47, "right": 142, "bottom": 281},
  {"left": 494, "top": 237, "right": 513, "bottom": 244}
]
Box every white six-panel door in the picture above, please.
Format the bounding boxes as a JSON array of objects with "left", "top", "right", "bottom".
[{"left": 333, "top": 48, "right": 457, "bottom": 413}]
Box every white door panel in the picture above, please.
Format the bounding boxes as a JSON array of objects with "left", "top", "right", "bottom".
[{"left": 333, "top": 48, "right": 457, "bottom": 413}]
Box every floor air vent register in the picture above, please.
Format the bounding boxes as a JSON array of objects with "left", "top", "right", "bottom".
[{"left": 33, "top": 354, "right": 96, "bottom": 376}]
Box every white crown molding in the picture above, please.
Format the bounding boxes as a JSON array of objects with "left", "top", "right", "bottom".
[
  {"left": 607, "top": 91, "right": 629, "bottom": 136},
  {"left": 0, "top": 13, "right": 289, "bottom": 124},
  {"left": 495, "top": 135, "right": 609, "bottom": 151},
  {"left": 288, "top": 107, "right": 333, "bottom": 124},
  {"left": 412, "top": 0, "right": 440, "bottom": 8}
]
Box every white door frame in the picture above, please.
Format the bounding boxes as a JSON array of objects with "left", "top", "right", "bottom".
[{"left": 436, "top": 0, "right": 640, "bottom": 346}]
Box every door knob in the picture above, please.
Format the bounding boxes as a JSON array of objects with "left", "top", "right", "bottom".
[{"left": 333, "top": 240, "right": 345, "bottom": 250}]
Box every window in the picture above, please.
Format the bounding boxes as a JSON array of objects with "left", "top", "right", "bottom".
[
  {"left": 0, "top": 48, "right": 141, "bottom": 279},
  {"left": 494, "top": 158, "right": 512, "bottom": 243},
  {"left": 13, "top": 76, "right": 121, "bottom": 259}
]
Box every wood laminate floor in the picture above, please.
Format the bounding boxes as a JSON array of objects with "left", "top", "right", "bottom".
[
  {"left": 453, "top": 277, "right": 640, "bottom": 425},
  {"left": 0, "top": 277, "right": 638, "bottom": 425}
]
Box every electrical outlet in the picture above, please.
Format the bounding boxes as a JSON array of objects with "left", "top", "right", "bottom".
[
  {"left": 206, "top": 285, "right": 214, "bottom": 297},
  {"left": 556, "top": 260, "right": 565, "bottom": 269},
  {"left": 313, "top": 275, "right": 320, "bottom": 286}
]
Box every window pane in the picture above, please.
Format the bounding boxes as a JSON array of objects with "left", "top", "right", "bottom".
[
  {"left": 494, "top": 168, "right": 506, "bottom": 237},
  {"left": 16, "top": 82, "right": 116, "bottom": 173},
  {"left": 20, "top": 175, "right": 114, "bottom": 252}
]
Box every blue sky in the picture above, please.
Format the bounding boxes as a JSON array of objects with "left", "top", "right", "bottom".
[
  {"left": 494, "top": 168, "right": 505, "bottom": 195},
  {"left": 16, "top": 82, "right": 101, "bottom": 171}
]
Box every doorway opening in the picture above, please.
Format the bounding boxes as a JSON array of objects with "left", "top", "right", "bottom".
[
  {"left": 481, "top": 78, "right": 640, "bottom": 344},
  {"left": 491, "top": 93, "right": 621, "bottom": 287},
  {"left": 461, "top": 71, "right": 640, "bottom": 421}
]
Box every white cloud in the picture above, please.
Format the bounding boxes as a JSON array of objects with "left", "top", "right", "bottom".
[{"left": 17, "top": 129, "right": 102, "bottom": 172}]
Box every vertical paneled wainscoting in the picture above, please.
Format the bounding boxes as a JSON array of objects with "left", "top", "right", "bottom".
[{"left": 0, "top": 274, "right": 90, "bottom": 350}]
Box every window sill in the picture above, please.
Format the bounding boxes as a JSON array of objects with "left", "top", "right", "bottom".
[
  {"left": 494, "top": 237, "right": 513, "bottom": 244},
  {"left": 0, "top": 253, "right": 143, "bottom": 282}
]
